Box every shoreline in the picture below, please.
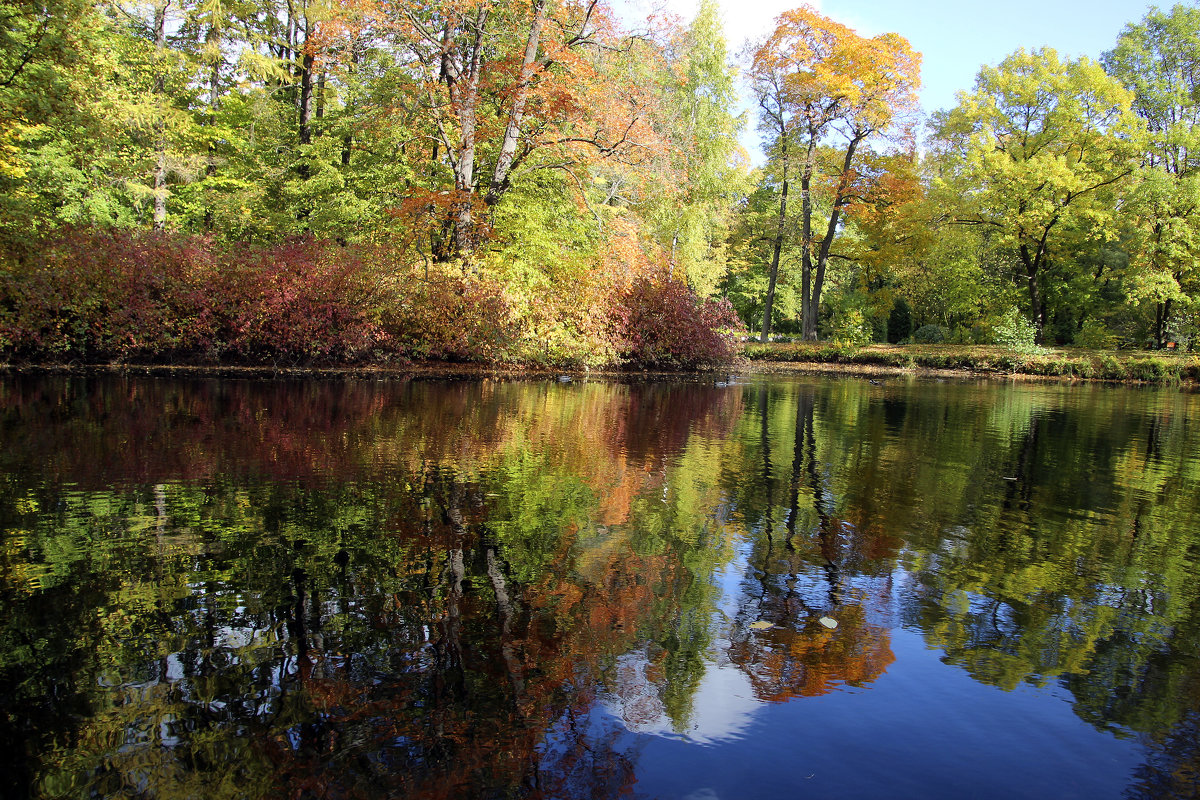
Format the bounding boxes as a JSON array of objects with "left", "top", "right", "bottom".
[{"left": 1, "top": 356, "right": 1195, "bottom": 387}]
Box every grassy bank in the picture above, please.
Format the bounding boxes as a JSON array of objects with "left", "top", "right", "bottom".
[{"left": 744, "top": 342, "right": 1200, "bottom": 384}]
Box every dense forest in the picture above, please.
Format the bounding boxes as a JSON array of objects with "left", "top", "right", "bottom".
[{"left": 0, "top": 0, "right": 1197, "bottom": 365}]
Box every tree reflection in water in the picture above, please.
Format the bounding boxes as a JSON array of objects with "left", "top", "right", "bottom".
[
  {"left": 729, "top": 385, "right": 894, "bottom": 703},
  {"left": 0, "top": 375, "right": 1198, "bottom": 798}
]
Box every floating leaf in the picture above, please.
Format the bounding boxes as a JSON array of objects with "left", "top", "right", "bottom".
[{"left": 819, "top": 617, "right": 838, "bottom": 629}]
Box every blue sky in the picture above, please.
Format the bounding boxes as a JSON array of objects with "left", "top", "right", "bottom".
[
  {"left": 828, "top": 0, "right": 1155, "bottom": 116},
  {"left": 616, "top": 0, "right": 1157, "bottom": 157}
]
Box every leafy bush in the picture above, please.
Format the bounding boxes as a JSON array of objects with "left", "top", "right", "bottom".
[
  {"left": 991, "top": 308, "right": 1040, "bottom": 353},
  {"left": 1074, "top": 318, "right": 1118, "bottom": 350},
  {"left": 380, "top": 265, "right": 519, "bottom": 363},
  {"left": 610, "top": 277, "right": 743, "bottom": 368},
  {"left": 911, "top": 324, "right": 950, "bottom": 344},
  {"left": 1125, "top": 356, "right": 1181, "bottom": 383},
  {"left": 0, "top": 229, "right": 218, "bottom": 359},
  {"left": 212, "top": 239, "right": 388, "bottom": 363},
  {"left": 1097, "top": 353, "right": 1122, "bottom": 379},
  {"left": 830, "top": 306, "right": 872, "bottom": 346},
  {"left": 0, "top": 230, "right": 391, "bottom": 364}
]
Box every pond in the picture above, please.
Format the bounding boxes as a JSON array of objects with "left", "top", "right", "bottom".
[{"left": 1, "top": 374, "right": 1198, "bottom": 799}]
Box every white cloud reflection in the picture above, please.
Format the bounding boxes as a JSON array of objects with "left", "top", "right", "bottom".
[{"left": 603, "top": 649, "right": 761, "bottom": 744}]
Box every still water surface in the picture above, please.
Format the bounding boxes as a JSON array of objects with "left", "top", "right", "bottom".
[{"left": 1, "top": 374, "right": 1198, "bottom": 799}]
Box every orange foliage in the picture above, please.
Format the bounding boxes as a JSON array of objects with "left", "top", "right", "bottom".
[
  {"left": 752, "top": 5, "right": 920, "bottom": 136},
  {"left": 730, "top": 603, "right": 895, "bottom": 702},
  {"left": 379, "top": 0, "right": 668, "bottom": 258}
]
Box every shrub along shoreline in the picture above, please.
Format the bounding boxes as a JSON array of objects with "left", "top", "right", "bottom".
[
  {"left": 2, "top": 230, "right": 1194, "bottom": 386},
  {"left": 0, "top": 230, "right": 742, "bottom": 371}
]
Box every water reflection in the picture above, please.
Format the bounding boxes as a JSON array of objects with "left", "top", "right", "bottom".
[{"left": 0, "top": 375, "right": 1198, "bottom": 798}]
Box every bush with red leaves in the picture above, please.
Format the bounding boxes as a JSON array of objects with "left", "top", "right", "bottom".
[
  {"left": 0, "top": 230, "right": 387, "bottom": 364},
  {"left": 0, "top": 231, "right": 742, "bottom": 369},
  {"left": 609, "top": 277, "right": 743, "bottom": 369},
  {"left": 0, "top": 229, "right": 218, "bottom": 360}
]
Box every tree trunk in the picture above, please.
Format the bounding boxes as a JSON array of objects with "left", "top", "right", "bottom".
[
  {"left": 805, "top": 134, "right": 863, "bottom": 341},
  {"left": 447, "top": 8, "right": 487, "bottom": 256},
  {"left": 761, "top": 135, "right": 789, "bottom": 343},
  {"left": 298, "top": 56, "right": 314, "bottom": 148},
  {"left": 295, "top": 9, "right": 314, "bottom": 223},
  {"left": 203, "top": 21, "right": 220, "bottom": 231},
  {"left": 1155, "top": 297, "right": 1175, "bottom": 349},
  {"left": 341, "top": 42, "right": 360, "bottom": 167},
  {"left": 315, "top": 71, "right": 325, "bottom": 130},
  {"left": 1018, "top": 243, "right": 1045, "bottom": 343},
  {"left": 487, "top": 0, "right": 546, "bottom": 207},
  {"left": 151, "top": 1, "right": 168, "bottom": 230},
  {"left": 798, "top": 135, "right": 818, "bottom": 341}
]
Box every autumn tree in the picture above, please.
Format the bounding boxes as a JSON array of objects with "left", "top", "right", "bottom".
[
  {"left": 639, "top": 0, "right": 746, "bottom": 294},
  {"left": 385, "top": 0, "right": 661, "bottom": 260},
  {"left": 822, "top": 146, "right": 939, "bottom": 340},
  {"left": 746, "top": 6, "right": 919, "bottom": 342},
  {"left": 1104, "top": 5, "right": 1200, "bottom": 348},
  {"left": 931, "top": 48, "right": 1142, "bottom": 342}
]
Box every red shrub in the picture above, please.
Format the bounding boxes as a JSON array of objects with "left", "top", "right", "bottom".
[
  {"left": 0, "top": 229, "right": 218, "bottom": 359},
  {"left": 0, "top": 230, "right": 389, "bottom": 364},
  {"left": 210, "top": 239, "right": 387, "bottom": 363},
  {"left": 380, "top": 265, "right": 520, "bottom": 362},
  {"left": 609, "top": 277, "right": 743, "bottom": 369},
  {"left": 0, "top": 230, "right": 741, "bottom": 369}
]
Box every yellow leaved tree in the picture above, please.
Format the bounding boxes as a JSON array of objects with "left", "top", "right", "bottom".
[{"left": 747, "top": 5, "right": 919, "bottom": 341}]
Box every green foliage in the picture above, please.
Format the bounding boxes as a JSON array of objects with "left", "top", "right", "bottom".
[
  {"left": 911, "top": 324, "right": 949, "bottom": 344},
  {"left": 931, "top": 48, "right": 1143, "bottom": 340},
  {"left": 991, "top": 308, "right": 1041, "bottom": 353},
  {"left": 640, "top": 0, "right": 747, "bottom": 295},
  {"left": 1075, "top": 318, "right": 1119, "bottom": 350},
  {"left": 1125, "top": 356, "right": 1182, "bottom": 383},
  {"left": 828, "top": 300, "right": 873, "bottom": 346},
  {"left": 1103, "top": 6, "right": 1200, "bottom": 348}
]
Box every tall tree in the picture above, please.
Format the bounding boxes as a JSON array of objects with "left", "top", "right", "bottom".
[
  {"left": 1104, "top": 5, "right": 1200, "bottom": 348},
  {"left": 747, "top": 6, "right": 919, "bottom": 342},
  {"left": 932, "top": 48, "right": 1142, "bottom": 342},
  {"left": 644, "top": 0, "right": 746, "bottom": 294},
  {"left": 387, "top": 0, "right": 658, "bottom": 260}
]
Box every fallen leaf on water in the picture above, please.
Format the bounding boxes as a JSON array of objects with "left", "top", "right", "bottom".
[
  {"left": 819, "top": 617, "right": 838, "bottom": 629},
  {"left": 749, "top": 620, "right": 774, "bottom": 630}
]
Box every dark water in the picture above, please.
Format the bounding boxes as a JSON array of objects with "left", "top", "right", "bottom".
[{"left": 1, "top": 374, "right": 1199, "bottom": 799}]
